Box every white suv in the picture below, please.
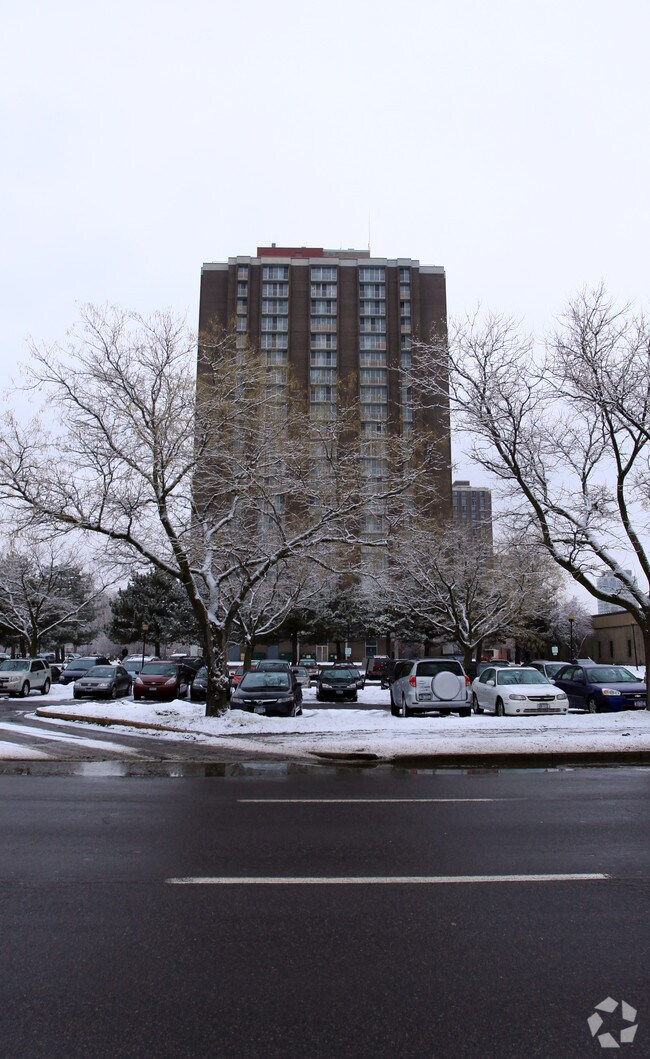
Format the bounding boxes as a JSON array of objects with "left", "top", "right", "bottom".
[
  {"left": 391, "top": 658, "right": 470, "bottom": 718},
  {"left": 0, "top": 658, "right": 52, "bottom": 697}
]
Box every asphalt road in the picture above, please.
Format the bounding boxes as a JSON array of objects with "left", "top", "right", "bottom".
[{"left": 1, "top": 767, "right": 649, "bottom": 1058}]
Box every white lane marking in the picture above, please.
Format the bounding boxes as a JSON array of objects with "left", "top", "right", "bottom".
[
  {"left": 0, "top": 722, "right": 140, "bottom": 755},
  {"left": 167, "top": 873, "right": 610, "bottom": 885},
  {"left": 238, "top": 798, "right": 508, "bottom": 803}
]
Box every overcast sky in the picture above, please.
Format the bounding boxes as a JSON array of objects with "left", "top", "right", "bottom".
[{"left": 2, "top": 0, "right": 649, "bottom": 483}]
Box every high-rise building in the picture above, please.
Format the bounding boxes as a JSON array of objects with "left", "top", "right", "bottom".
[
  {"left": 452, "top": 480, "right": 493, "bottom": 544},
  {"left": 198, "top": 246, "right": 451, "bottom": 508}
]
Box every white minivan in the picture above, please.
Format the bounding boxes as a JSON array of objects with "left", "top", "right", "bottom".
[{"left": 0, "top": 658, "right": 52, "bottom": 697}]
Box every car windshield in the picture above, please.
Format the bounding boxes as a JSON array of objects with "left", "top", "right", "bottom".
[
  {"left": 0, "top": 659, "right": 29, "bottom": 671},
  {"left": 239, "top": 672, "right": 290, "bottom": 690},
  {"left": 68, "top": 659, "right": 97, "bottom": 670},
  {"left": 324, "top": 668, "right": 358, "bottom": 680},
  {"left": 293, "top": 668, "right": 308, "bottom": 678},
  {"left": 497, "top": 669, "right": 548, "bottom": 685},
  {"left": 85, "top": 667, "right": 115, "bottom": 678},
  {"left": 585, "top": 666, "right": 639, "bottom": 684},
  {"left": 140, "top": 663, "right": 177, "bottom": 675},
  {"left": 195, "top": 667, "right": 208, "bottom": 680},
  {"left": 543, "top": 663, "right": 565, "bottom": 677}
]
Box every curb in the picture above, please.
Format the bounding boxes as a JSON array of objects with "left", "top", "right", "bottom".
[{"left": 34, "top": 709, "right": 650, "bottom": 769}]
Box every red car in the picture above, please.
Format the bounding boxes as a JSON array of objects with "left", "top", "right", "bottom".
[{"left": 133, "top": 662, "right": 189, "bottom": 701}]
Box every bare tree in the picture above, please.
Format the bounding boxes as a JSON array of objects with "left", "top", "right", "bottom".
[
  {"left": 0, "top": 306, "right": 436, "bottom": 714},
  {"left": 383, "top": 523, "right": 560, "bottom": 667},
  {"left": 411, "top": 286, "right": 650, "bottom": 704},
  {"left": 0, "top": 540, "right": 105, "bottom": 656}
]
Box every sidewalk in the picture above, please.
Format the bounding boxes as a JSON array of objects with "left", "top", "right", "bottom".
[{"left": 33, "top": 683, "right": 650, "bottom": 767}]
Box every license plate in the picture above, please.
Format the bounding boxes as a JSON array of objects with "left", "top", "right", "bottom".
[
  {"left": 418, "top": 693, "right": 432, "bottom": 701},
  {"left": 254, "top": 705, "right": 266, "bottom": 715}
]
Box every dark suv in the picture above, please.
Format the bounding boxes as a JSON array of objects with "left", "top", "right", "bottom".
[{"left": 59, "top": 656, "right": 111, "bottom": 685}]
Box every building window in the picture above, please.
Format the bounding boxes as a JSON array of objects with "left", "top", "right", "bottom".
[
  {"left": 262, "top": 266, "right": 289, "bottom": 280},
  {"left": 360, "top": 368, "right": 388, "bottom": 385},
  {"left": 261, "top": 317, "right": 289, "bottom": 332},
  {"left": 236, "top": 318, "right": 247, "bottom": 332},
  {"left": 311, "top": 317, "right": 337, "bottom": 332},
  {"left": 236, "top": 298, "right": 248, "bottom": 313},
  {"left": 359, "top": 334, "right": 387, "bottom": 350},
  {"left": 237, "top": 282, "right": 248, "bottom": 296},
  {"left": 261, "top": 333, "right": 288, "bottom": 349},
  {"left": 359, "top": 301, "right": 386, "bottom": 317},
  {"left": 310, "top": 368, "right": 337, "bottom": 386},
  {"left": 359, "top": 351, "right": 387, "bottom": 367},
  {"left": 359, "top": 268, "right": 385, "bottom": 282},
  {"left": 262, "top": 300, "right": 288, "bottom": 314},
  {"left": 359, "top": 283, "right": 386, "bottom": 299},
  {"left": 359, "top": 318, "right": 386, "bottom": 333},
  {"left": 311, "top": 283, "right": 337, "bottom": 297},
  {"left": 360, "top": 403, "right": 388, "bottom": 420},
  {"left": 311, "top": 299, "right": 337, "bottom": 315},
  {"left": 311, "top": 351, "right": 337, "bottom": 367},
  {"left": 262, "top": 282, "right": 289, "bottom": 297},
  {"left": 311, "top": 333, "right": 337, "bottom": 349},
  {"left": 237, "top": 265, "right": 249, "bottom": 279},
  {"left": 311, "top": 266, "right": 337, "bottom": 281}
]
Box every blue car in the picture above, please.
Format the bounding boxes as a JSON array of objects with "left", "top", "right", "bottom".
[{"left": 553, "top": 664, "right": 647, "bottom": 712}]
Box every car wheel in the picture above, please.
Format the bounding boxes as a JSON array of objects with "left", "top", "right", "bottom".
[
  {"left": 472, "top": 693, "right": 482, "bottom": 714},
  {"left": 316, "top": 692, "right": 323, "bottom": 701},
  {"left": 19, "top": 682, "right": 30, "bottom": 698},
  {"left": 41, "top": 680, "right": 51, "bottom": 696},
  {"left": 390, "top": 694, "right": 399, "bottom": 717},
  {"left": 587, "top": 695, "right": 599, "bottom": 714},
  {"left": 110, "top": 686, "right": 118, "bottom": 699},
  {"left": 496, "top": 698, "right": 505, "bottom": 717},
  {"left": 458, "top": 707, "right": 471, "bottom": 717},
  {"left": 133, "top": 692, "right": 141, "bottom": 701},
  {"left": 401, "top": 696, "right": 411, "bottom": 718},
  {"left": 73, "top": 691, "right": 81, "bottom": 699},
  {"left": 351, "top": 694, "right": 358, "bottom": 702}
]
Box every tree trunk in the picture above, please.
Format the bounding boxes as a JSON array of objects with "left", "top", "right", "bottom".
[
  {"left": 335, "top": 639, "right": 343, "bottom": 662},
  {"left": 291, "top": 629, "right": 299, "bottom": 665},
  {"left": 30, "top": 629, "right": 39, "bottom": 657},
  {"left": 386, "top": 630, "right": 392, "bottom": 658},
  {"left": 641, "top": 624, "right": 650, "bottom": 710},
  {"left": 243, "top": 638, "right": 256, "bottom": 669},
  {"left": 195, "top": 614, "right": 230, "bottom": 716}
]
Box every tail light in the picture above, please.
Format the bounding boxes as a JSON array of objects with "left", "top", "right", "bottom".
[
  {"left": 465, "top": 675, "right": 471, "bottom": 685},
  {"left": 409, "top": 675, "right": 417, "bottom": 686}
]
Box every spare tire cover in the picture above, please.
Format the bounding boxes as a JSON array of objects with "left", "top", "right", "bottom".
[{"left": 431, "top": 671, "right": 462, "bottom": 700}]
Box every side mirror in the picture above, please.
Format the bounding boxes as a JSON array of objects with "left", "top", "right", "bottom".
[{"left": 487, "top": 679, "right": 495, "bottom": 687}]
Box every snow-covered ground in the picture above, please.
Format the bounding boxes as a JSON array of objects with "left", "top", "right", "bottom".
[{"left": 31, "top": 681, "right": 650, "bottom": 762}]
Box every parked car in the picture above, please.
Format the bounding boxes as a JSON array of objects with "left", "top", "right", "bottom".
[
  {"left": 315, "top": 665, "right": 360, "bottom": 702},
  {"left": 391, "top": 658, "right": 471, "bottom": 718},
  {"left": 230, "top": 669, "right": 302, "bottom": 717},
  {"left": 291, "top": 666, "right": 310, "bottom": 689},
  {"left": 529, "top": 660, "right": 570, "bottom": 681},
  {"left": 380, "top": 658, "right": 411, "bottom": 689},
  {"left": 133, "top": 661, "right": 189, "bottom": 701},
  {"left": 73, "top": 665, "right": 132, "bottom": 700},
  {"left": 169, "top": 655, "right": 205, "bottom": 681},
  {"left": 122, "top": 658, "right": 145, "bottom": 678},
  {"left": 472, "top": 666, "right": 568, "bottom": 716},
  {"left": 365, "top": 656, "right": 390, "bottom": 681},
  {"left": 553, "top": 664, "right": 646, "bottom": 712},
  {"left": 190, "top": 666, "right": 208, "bottom": 702},
  {"left": 59, "top": 656, "right": 111, "bottom": 685},
  {"left": 0, "top": 658, "right": 52, "bottom": 697}
]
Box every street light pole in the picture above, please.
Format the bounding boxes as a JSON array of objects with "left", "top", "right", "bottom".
[
  {"left": 568, "top": 612, "right": 575, "bottom": 661},
  {"left": 141, "top": 623, "right": 149, "bottom": 668}
]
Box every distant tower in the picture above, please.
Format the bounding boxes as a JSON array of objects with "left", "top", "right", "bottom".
[{"left": 452, "top": 480, "right": 493, "bottom": 546}]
